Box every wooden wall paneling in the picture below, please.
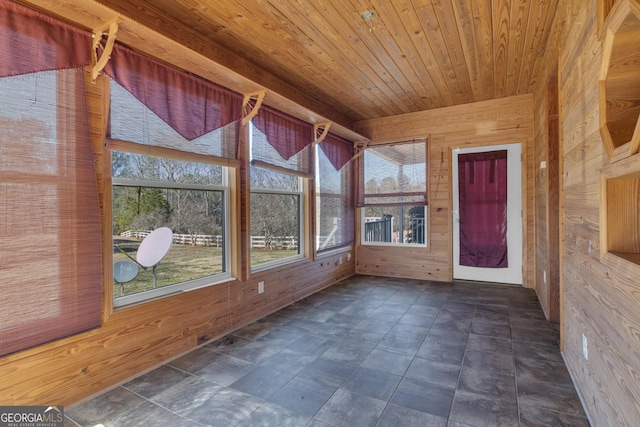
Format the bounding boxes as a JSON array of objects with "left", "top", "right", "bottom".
[
  {"left": 505, "top": 0, "right": 530, "bottom": 96},
  {"left": 563, "top": 248, "right": 640, "bottom": 426},
  {"left": 431, "top": 0, "right": 474, "bottom": 103},
  {"left": 546, "top": 0, "right": 640, "bottom": 423},
  {"left": 492, "top": 0, "right": 511, "bottom": 98},
  {"left": 534, "top": 98, "right": 548, "bottom": 314},
  {"left": 354, "top": 95, "right": 535, "bottom": 286},
  {"left": 450, "top": 0, "right": 483, "bottom": 101},
  {"left": 354, "top": 95, "right": 534, "bottom": 142},
  {"left": 599, "top": 0, "right": 620, "bottom": 35},
  {"left": 518, "top": 0, "right": 554, "bottom": 94},
  {"left": 469, "top": 0, "right": 496, "bottom": 99},
  {"left": 237, "top": 122, "right": 251, "bottom": 281},
  {"left": 535, "top": 72, "right": 561, "bottom": 322},
  {"left": 371, "top": 1, "right": 442, "bottom": 110},
  {"left": 84, "top": 70, "right": 114, "bottom": 321},
  {"left": 413, "top": 2, "right": 465, "bottom": 105},
  {"left": 557, "top": 46, "right": 566, "bottom": 348}
]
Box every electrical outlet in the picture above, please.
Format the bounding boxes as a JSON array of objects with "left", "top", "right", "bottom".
[
  {"left": 258, "top": 281, "right": 264, "bottom": 294},
  {"left": 339, "top": 256, "right": 343, "bottom": 265},
  {"left": 347, "top": 252, "right": 352, "bottom": 261},
  {"left": 582, "top": 333, "right": 588, "bottom": 360}
]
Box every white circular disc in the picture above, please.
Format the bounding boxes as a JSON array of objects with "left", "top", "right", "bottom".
[
  {"left": 113, "top": 260, "right": 139, "bottom": 283},
  {"left": 136, "top": 227, "right": 173, "bottom": 268}
]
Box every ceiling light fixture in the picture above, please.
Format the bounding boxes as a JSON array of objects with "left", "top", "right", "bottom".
[
  {"left": 361, "top": 10, "right": 376, "bottom": 32},
  {"left": 361, "top": 10, "right": 376, "bottom": 20}
]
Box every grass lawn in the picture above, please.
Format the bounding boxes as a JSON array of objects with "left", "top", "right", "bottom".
[{"left": 113, "top": 237, "right": 299, "bottom": 297}]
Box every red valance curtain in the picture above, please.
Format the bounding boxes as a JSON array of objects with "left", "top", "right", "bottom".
[
  {"left": 105, "top": 43, "right": 243, "bottom": 144},
  {"left": 320, "top": 133, "right": 353, "bottom": 171},
  {"left": 0, "top": 0, "right": 102, "bottom": 357},
  {"left": 0, "top": 0, "right": 91, "bottom": 77},
  {"left": 251, "top": 106, "right": 314, "bottom": 176},
  {"left": 458, "top": 150, "right": 508, "bottom": 268}
]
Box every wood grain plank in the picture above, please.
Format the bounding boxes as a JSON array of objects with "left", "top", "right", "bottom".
[
  {"left": 414, "top": 1, "right": 466, "bottom": 105},
  {"left": 492, "top": 0, "right": 511, "bottom": 98},
  {"left": 505, "top": 0, "right": 531, "bottom": 96},
  {"left": 432, "top": 0, "right": 474, "bottom": 103}
]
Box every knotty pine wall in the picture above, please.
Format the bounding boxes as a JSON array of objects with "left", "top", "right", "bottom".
[
  {"left": 534, "top": 0, "right": 640, "bottom": 424},
  {"left": 353, "top": 94, "right": 535, "bottom": 286},
  {"left": 0, "top": 71, "right": 355, "bottom": 407},
  {"left": 533, "top": 72, "right": 561, "bottom": 323}
]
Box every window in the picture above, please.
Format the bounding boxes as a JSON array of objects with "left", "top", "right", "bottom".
[
  {"left": 249, "top": 106, "right": 313, "bottom": 269},
  {"left": 250, "top": 165, "right": 303, "bottom": 268},
  {"left": 112, "top": 151, "right": 231, "bottom": 306},
  {"left": 315, "top": 135, "right": 355, "bottom": 252},
  {"left": 358, "top": 139, "right": 427, "bottom": 246},
  {"left": 106, "top": 43, "right": 242, "bottom": 306}
]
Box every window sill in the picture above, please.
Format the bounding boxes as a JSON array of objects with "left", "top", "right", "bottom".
[
  {"left": 250, "top": 254, "right": 305, "bottom": 273},
  {"left": 361, "top": 241, "right": 428, "bottom": 249},
  {"left": 114, "top": 274, "right": 235, "bottom": 309},
  {"left": 314, "top": 245, "right": 353, "bottom": 260}
]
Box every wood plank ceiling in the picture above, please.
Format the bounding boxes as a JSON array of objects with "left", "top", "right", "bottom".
[{"left": 89, "top": 0, "right": 560, "bottom": 125}]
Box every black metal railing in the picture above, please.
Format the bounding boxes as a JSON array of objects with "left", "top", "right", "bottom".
[{"left": 364, "top": 214, "right": 393, "bottom": 242}]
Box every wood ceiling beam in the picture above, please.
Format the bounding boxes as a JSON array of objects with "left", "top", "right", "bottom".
[{"left": 15, "top": 0, "right": 364, "bottom": 141}]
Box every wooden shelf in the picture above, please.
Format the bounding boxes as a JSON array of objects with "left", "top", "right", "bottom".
[
  {"left": 599, "top": 0, "right": 640, "bottom": 160},
  {"left": 598, "top": 0, "right": 618, "bottom": 37},
  {"left": 600, "top": 153, "right": 640, "bottom": 268}
]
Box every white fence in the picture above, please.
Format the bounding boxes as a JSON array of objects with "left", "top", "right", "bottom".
[{"left": 120, "top": 230, "right": 297, "bottom": 250}]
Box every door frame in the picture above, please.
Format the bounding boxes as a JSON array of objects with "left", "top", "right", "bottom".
[{"left": 451, "top": 142, "right": 524, "bottom": 285}]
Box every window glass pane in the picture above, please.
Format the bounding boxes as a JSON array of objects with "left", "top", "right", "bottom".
[
  {"left": 363, "top": 205, "right": 426, "bottom": 245},
  {"left": 250, "top": 164, "right": 300, "bottom": 191},
  {"left": 112, "top": 152, "right": 227, "bottom": 303},
  {"left": 316, "top": 147, "right": 354, "bottom": 251},
  {"left": 250, "top": 193, "right": 300, "bottom": 266},
  {"left": 250, "top": 110, "right": 312, "bottom": 175},
  {"left": 250, "top": 163, "right": 302, "bottom": 268},
  {"left": 112, "top": 151, "right": 223, "bottom": 186},
  {"left": 359, "top": 139, "right": 427, "bottom": 207}
]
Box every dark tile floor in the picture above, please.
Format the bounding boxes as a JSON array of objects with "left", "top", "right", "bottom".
[{"left": 65, "top": 275, "right": 590, "bottom": 426}]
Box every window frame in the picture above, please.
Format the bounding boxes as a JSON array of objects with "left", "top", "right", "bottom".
[
  {"left": 249, "top": 166, "right": 306, "bottom": 271},
  {"left": 358, "top": 139, "right": 428, "bottom": 248},
  {"left": 314, "top": 144, "right": 355, "bottom": 255},
  {"left": 109, "top": 141, "right": 235, "bottom": 308}
]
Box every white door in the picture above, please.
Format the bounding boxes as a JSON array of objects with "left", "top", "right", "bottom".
[{"left": 452, "top": 143, "right": 522, "bottom": 285}]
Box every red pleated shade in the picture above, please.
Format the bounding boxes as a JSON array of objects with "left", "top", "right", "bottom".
[{"left": 0, "top": 0, "right": 102, "bottom": 357}]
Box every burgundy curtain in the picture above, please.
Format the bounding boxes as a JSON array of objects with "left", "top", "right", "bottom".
[
  {"left": 458, "top": 150, "right": 508, "bottom": 268},
  {"left": 0, "top": 0, "right": 91, "bottom": 77},
  {"left": 105, "top": 43, "right": 243, "bottom": 141},
  {"left": 251, "top": 105, "right": 314, "bottom": 175},
  {"left": 320, "top": 133, "right": 353, "bottom": 171},
  {"left": 252, "top": 106, "right": 314, "bottom": 161}
]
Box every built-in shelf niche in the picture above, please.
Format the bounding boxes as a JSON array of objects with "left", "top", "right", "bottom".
[
  {"left": 599, "top": 0, "right": 640, "bottom": 160},
  {"left": 598, "top": 0, "right": 618, "bottom": 36},
  {"left": 601, "top": 155, "right": 640, "bottom": 267}
]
